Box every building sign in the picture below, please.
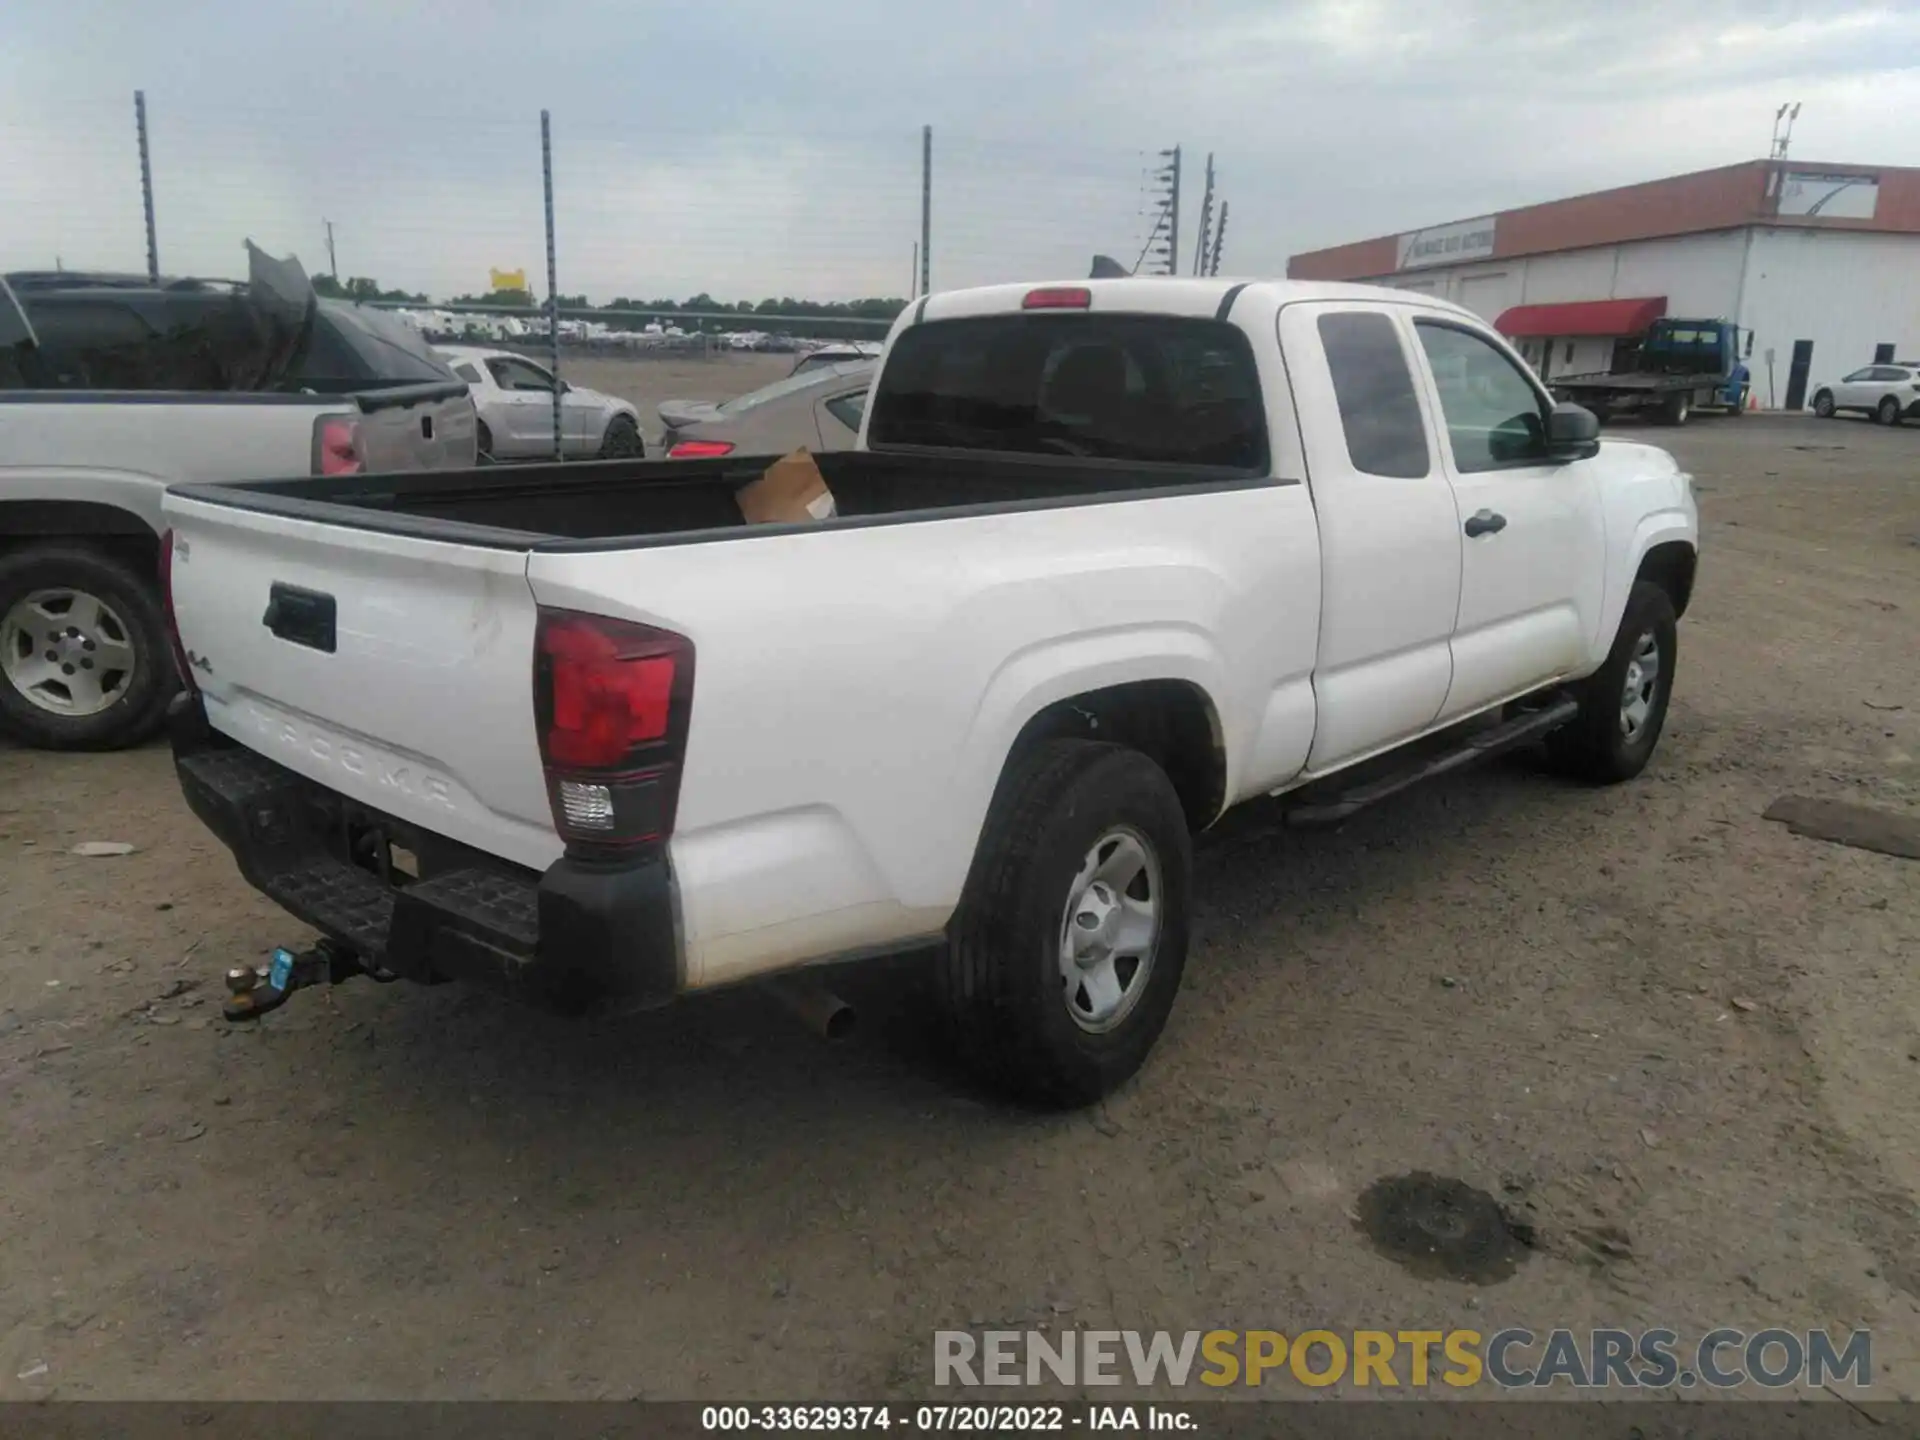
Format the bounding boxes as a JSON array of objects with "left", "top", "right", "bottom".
[
  {"left": 1774, "top": 172, "right": 1879, "bottom": 220},
  {"left": 489, "top": 267, "right": 529, "bottom": 293},
  {"left": 1397, "top": 216, "right": 1498, "bottom": 271}
]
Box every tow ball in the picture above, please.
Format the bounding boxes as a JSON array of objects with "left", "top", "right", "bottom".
[{"left": 221, "top": 939, "right": 393, "bottom": 1021}]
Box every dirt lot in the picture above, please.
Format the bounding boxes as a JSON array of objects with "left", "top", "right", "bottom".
[{"left": 2, "top": 404, "right": 1917, "bottom": 1403}]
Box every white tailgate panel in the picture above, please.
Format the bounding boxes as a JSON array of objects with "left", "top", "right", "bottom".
[{"left": 166, "top": 498, "right": 560, "bottom": 871}]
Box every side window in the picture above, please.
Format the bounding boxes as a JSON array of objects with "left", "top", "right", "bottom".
[
  {"left": 1870, "top": 366, "right": 1905, "bottom": 382},
  {"left": 1414, "top": 322, "right": 1549, "bottom": 473},
  {"left": 1316, "top": 311, "right": 1430, "bottom": 479},
  {"left": 19, "top": 299, "right": 169, "bottom": 390},
  {"left": 488, "top": 357, "right": 553, "bottom": 391},
  {"left": 452, "top": 363, "right": 483, "bottom": 384},
  {"left": 823, "top": 391, "right": 866, "bottom": 433},
  {"left": 1841, "top": 368, "right": 1875, "bottom": 383}
]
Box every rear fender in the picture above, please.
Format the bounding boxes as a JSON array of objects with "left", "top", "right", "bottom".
[{"left": 946, "top": 626, "right": 1230, "bottom": 888}]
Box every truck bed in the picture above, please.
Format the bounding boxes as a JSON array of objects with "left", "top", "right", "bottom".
[
  {"left": 169, "top": 448, "right": 1266, "bottom": 551},
  {"left": 1551, "top": 372, "right": 1699, "bottom": 393}
]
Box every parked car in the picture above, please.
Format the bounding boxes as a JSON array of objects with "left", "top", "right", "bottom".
[
  {"left": 790, "top": 341, "right": 882, "bottom": 377},
  {"left": 435, "top": 345, "right": 643, "bottom": 460},
  {"left": 1809, "top": 363, "right": 1920, "bottom": 425},
  {"left": 0, "top": 252, "right": 476, "bottom": 751},
  {"left": 658, "top": 361, "right": 874, "bottom": 458},
  {"left": 161, "top": 276, "right": 1697, "bottom": 1106}
]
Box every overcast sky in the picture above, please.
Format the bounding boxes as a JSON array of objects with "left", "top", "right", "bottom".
[{"left": 4, "top": 0, "right": 1918, "bottom": 302}]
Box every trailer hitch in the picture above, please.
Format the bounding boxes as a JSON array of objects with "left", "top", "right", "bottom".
[{"left": 221, "top": 939, "right": 394, "bottom": 1021}]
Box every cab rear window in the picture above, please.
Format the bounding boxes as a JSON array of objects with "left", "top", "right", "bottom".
[{"left": 867, "top": 314, "right": 1267, "bottom": 472}]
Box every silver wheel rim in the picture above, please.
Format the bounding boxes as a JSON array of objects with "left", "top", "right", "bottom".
[
  {"left": 1, "top": 588, "right": 138, "bottom": 717},
  {"left": 1619, "top": 629, "right": 1660, "bottom": 742},
  {"left": 1059, "top": 826, "right": 1161, "bottom": 1034}
]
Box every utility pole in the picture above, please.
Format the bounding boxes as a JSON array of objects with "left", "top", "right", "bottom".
[
  {"left": 910, "top": 242, "right": 919, "bottom": 300},
  {"left": 134, "top": 90, "right": 158, "bottom": 282},
  {"left": 1769, "top": 102, "right": 1801, "bottom": 161},
  {"left": 1136, "top": 147, "right": 1181, "bottom": 275},
  {"left": 324, "top": 220, "right": 338, "bottom": 281},
  {"left": 1165, "top": 146, "right": 1181, "bottom": 276},
  {"left": 1192, "top": 153, "right": 1216, "bottom": 276},
  {"left": 920, "top": 125, "right": 932, "bottom": 298},
  {"left": 1208, "top": 200, "right": 1229, "bottom": 276}
]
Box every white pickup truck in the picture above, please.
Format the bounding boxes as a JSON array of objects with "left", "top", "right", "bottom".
[
  {"left": 162, "top": 278, "right": 1698, "bottom": 1106},
  {"left": 1, "top": 262, "right": 476, "bottom": 750}
]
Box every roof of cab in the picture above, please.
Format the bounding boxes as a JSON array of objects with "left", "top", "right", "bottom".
[{"left": 913, "top": 277, "right": 1479, "bottom": 325}]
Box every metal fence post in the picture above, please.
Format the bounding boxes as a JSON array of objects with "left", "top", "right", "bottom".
[
  {"left": 920, "top": 125, "right": 932, "bottom": 298},
  {"left": 541, "top": 109, "right": 562, "bottom": 461},
  {"left": 135, "top": 91, "right": 158, "bottom": 282}
]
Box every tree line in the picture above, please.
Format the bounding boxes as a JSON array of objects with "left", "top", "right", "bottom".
[{"left": 325, "top": 279, "right": 907, "bottom": 320}]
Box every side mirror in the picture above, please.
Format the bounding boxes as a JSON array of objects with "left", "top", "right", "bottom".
[{"left": 1546, "top": 401, "right": 1601, "bottom": 460}]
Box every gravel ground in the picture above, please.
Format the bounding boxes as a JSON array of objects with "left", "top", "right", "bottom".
[{"left": 0, "top": 403, "right": 1916, "bottom": 1404}]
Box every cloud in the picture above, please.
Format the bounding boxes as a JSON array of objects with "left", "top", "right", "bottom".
[{"left": 3, "top": 0, "right": 1917, "bottom": 299}]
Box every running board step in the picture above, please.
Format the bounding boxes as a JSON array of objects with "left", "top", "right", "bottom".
[{"left": 1283, "top": 696, "right": 1581, "bottom": 828}]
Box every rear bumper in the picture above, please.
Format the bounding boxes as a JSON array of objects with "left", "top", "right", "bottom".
[{"left": 169, "top": 694, "right": 681, "bottom": 1014}]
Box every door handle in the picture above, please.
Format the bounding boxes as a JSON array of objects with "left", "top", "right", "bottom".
[{"left": 1464, "top": 509, "right": 1508, "bottom": 538}]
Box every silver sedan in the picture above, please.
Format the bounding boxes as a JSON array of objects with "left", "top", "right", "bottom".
[
  {"left": 659, "top": 360, "right": 874, "bottom": 458},
  {"left": 436, "top": 345, "right": 644, "bottom": 461}
]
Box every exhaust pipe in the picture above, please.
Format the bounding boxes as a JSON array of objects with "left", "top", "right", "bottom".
[{"left": 768, "top": 976, "right": 856, "bottom": 1042}]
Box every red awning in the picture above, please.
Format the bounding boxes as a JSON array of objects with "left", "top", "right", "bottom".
[{"left": 1494, "top": 297, "right": 1667, "bottom": 339}]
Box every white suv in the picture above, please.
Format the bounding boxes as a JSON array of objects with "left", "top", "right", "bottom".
[{"left": 1809, "top": 363, "right": 1920, "bottom": 425}]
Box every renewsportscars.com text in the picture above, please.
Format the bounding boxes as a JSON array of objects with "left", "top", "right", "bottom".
[{"left": 933, "top": 1327, "right": 1872, "bottom": 1391}]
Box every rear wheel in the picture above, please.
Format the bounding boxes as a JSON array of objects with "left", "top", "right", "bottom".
[
  {"left": 599, "top": 413, "right": 644, "bottom": 458},
  {"left": 939, "top": 741, "right": 1192, "bottom": 1108},
  {"left": 1545, "top": 580, "right": 1677, "bottom": 785},
  {"left": 1877, "top": 395, "right": 1903, "bottom": 427},
  {"left": 1812, "top": 390, "right": 1836, "bottom": 418},
  {"left": 0, "top": 543, "right": 174, "bottom": 751},
  {"left": 1662, "top": 390, "right": 1691, "bottom": 426}
]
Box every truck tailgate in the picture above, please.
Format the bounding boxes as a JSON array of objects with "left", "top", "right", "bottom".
[
  {"left": 163, "top": 494, "right": 558, "bottom": 871},
  {"left": 353, "top": 382, "right": 480, "bottom": 472}
]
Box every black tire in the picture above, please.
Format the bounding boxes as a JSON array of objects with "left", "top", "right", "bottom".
[
  {"left": 939, "top": 741, "right": 1193, "bottom": 1108},
  {"left": 0, "top": 543, "right": 175, "bottom": 751},
  {"left": 1812, "top": 390, "right": 1836, "bottom": 418},
  {"left": 1662, "top": 390, "right": 1691, "bottom": 426},
  {"left": 1545, "top": 580, "right": 1678, "bottom": 785},
  {"left": 1877, "top": 396, "right": 1902, "bottom": 427},
  {"left": 599, "top": 413, "right": 644, "bottom": 458}
]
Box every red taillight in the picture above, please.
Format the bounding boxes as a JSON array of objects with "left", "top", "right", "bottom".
[
  {"left": 535, "top": 609, "right": 694, "bottom": 850},
  {"left": 1022, "top": 286, "right": 1092, "bottom": 310},
  {"left": 159, "top": 528, "right": 197, "bottom": 697},
  {"left": 667, "top": 439, "right": 735, "bottom": 459},
  {"left": 313, "top": 415, "right": 363, "bottom": 476}
]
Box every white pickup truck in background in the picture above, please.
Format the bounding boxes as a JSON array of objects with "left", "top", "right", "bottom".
[
  {"left": 0, "top": 256, "right": 476, "bottom": 751},
  {"left": 161, "top": 277, "right": 1698, "bottom": 1106}
]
